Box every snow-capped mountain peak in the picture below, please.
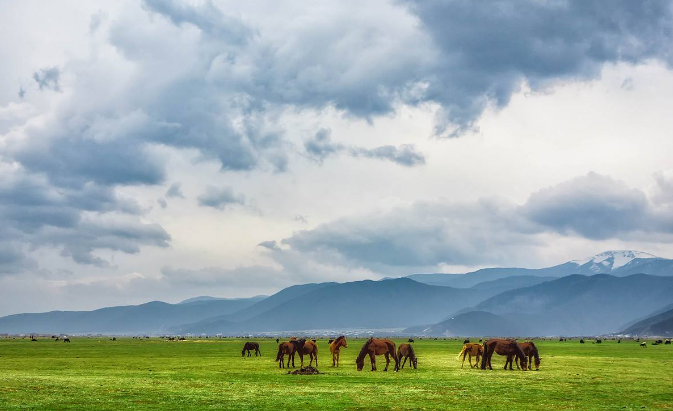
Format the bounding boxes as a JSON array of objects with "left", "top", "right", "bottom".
[{"left": 572, "top": 250, "right": 660, "bottom": 272}]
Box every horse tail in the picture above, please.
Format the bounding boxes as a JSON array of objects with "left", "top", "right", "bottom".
[
  {"left": 275, "top": 344, "right": 282, "bottom": 362},
  {"left": 456, "top": 345, "right": 467, "bottom": 360}
]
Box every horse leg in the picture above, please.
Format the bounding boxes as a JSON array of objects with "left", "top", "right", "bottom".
[
  {"left": 401, "top": 356, "right": 407, "bottom": 369},
  {"left": 369, "top": 353, "right": 376, "bottom": 371},
  {"left": 336, "top": 351, "right": 340, "bottom": 367},
  {"left": 332, "top": 351, "right": 336, "bottom": 367},
  {"left": 475, "top": 353, "right": 481, "bottom": 368},
  {"left": 468, "top": 353, "right": 473, "bottom": 368}
]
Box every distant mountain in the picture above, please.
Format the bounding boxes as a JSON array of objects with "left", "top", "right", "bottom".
[
  {"left": 407, "top": 250, "right": 672, "bottom": 288},
  {"left": 179, "top": 296, "right": 225, "bottom": 304},
  {"left": 172, "top": 282, "right": 336, "bottom": 332},
  {"left": 0, "top": 297, "right": 263, "bottom": 335},
  {"left": 176, "top": 278, "right": 492, "bottom": 334},
  {"left": 619, "top": 307, "right": 673, "bottom": 337},
  {"left": 469, "top": 275, "right": 557, "bottom": 293},
  {"left": 178, "top": 296, "right": 268, "bottom": 305},
  {"left": 405, "top": 311, "right": 523, "bottom": 337},
  {"left": 469, "top": 274, "right": 673, "bottom": 336}
]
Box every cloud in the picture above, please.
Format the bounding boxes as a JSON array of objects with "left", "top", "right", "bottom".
[
  {"left": 165, "top": 182, "right": 185, "bottom": 199},
  {"left": 33, "top": 67, "right": 61, "bottom": 92},
  {"left": 522, "top": 172, "right": 651, "bottom": 239},
  {"left": 0, "top": 171, "right": 169, "bottom": 269},
  {"left": 0, "top": 244, "right": 37, "bottom": 275},
  {"left": 157, "top": 197, "right": 167, "bottom": 209},
  {"left": 278, "top": 173, "right": 673, "bottom": 270},
  {"left": 305, "top": 128, "right": 425, "bottom": 167},
  {"left": 257, "top": 240, "right": 280, "bottom": 251},
  {"left": 405, "top": 0, "right": 673, "bottom": 136},
  {"left": 197, "top": 185, "right": 245, "bottom": 210},
  {"left": 349, "top": 144, "right": 425, "bottom": 167}
]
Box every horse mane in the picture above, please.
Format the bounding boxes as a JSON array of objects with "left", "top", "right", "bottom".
[
  {"left": 333, "top": 335, "right": 345, "bottom": 346},
  {"left": 514, "top": 341, "right": 526, "bottom": 360},
  {"left": 357, "top": 338, "right": 373, "bottom": 362},
  {"left": 528, "top": 341, "right": 540, "bottom": 361},
  {"left": 407, "top": 344, "right": 416, "bottom": 360}
]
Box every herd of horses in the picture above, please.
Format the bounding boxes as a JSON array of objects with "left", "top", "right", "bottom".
[{"left": 239, "top": 337, "right": 540, "bottom": 372}]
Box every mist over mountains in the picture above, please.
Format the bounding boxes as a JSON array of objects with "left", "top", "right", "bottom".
[{"left": 2, "top": 251, "right": 673, "bottom": 337}]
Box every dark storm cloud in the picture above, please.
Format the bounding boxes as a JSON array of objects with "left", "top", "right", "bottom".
[
  {"left": 0, "top": 244, "right": 37, "bottom": 275},
  {"left": 0, "top": 173, "right": 168, "bottom": 269},
  {"left": 405, "top": 0, "right": 673, "bottom": 135},
  {"left": 33, "top": 67, "right": 61, "bottom": 92},
  {"left": 522, "top": 172, "right": 673, "bottom": 239},
  {"left": 280, "top": 173, "right": 673, "bottom": 269},
  {"left": 304, "top": 128, "right": 425, "bottom": 167},
  {"left": 197, "top": 186, "right": 245, "bottom": 210}
]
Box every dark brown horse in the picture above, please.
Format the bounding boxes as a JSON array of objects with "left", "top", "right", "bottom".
[
  {"left": 329, "top": 336, "right": 348, "bottom": 367},
  {"left": 242, "top": 341, "right": 261, "bottom": 357},
  {"left": 510, "top": 341, "right": 541, "bottom": 370},
  {"left": 481, "top": 339, "right": 528, "bottom": 371},
  {"left": 275, "top": 342, "right": 296, "bottom": 368},
  {"left": 397, "top": 343, "right": 417, "bottom": 369},
  {"left": 293, "top": 339, "right": 318, "bottom": 368},
  {"left": 356, "top": 338, "right": 399, "bottom": 371}
]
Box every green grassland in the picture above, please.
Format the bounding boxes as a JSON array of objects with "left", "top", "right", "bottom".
[{"left": 0, "top": 337, "right": 671, "bottom": 410}]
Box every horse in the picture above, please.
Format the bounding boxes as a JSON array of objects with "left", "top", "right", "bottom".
[
  {"left": 63, "top": 338, "right": 71, "bottom": 343},
  {"left": 356, "top": 338, "right": 399, "bottom": 372},
  {"left": 408, "top": 338, "right": 414, "bottom": 343},
  {"left": 580, "top": 339, "right": 585, "bottom": 344},
  {"left": 640, "top": 342, "right": 647, "bottom": 347},
  {"left": 481, "top": 339, "right": 527, "bottom": 371},
  {"left": 242, "top": 341, "right": 261, "bottom": 357},
  {"left": 275, "top": 342, "right": 296, "bottom": 368},
  {"left": 329, "top": 336, "right": 348, "bottom": 367},
  {"left": 276, "top": 338, "right": 279, "bottom": 343},
  {"left": 292, "top": 339, "right": 318, "bottom": 368},
  {"left": 463, "top": 339, "right": 470, "bottom": 344},
  {"left": 509, "top": 341, "right": 541, "bottom": 370},
  {"left": 397, "top": 343, "right": 417, "bottom": 369},
  {"left": 456, "top": 343, "right": 483, "bottom": 368}
]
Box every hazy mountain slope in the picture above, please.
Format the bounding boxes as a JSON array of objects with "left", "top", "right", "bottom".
[
  {"left": 405, "top": 311, "right": 522, "bottom": 337},
  {"left": 618, "top": 302, "right": 673, "bottom": 330},
  {"left": 470, "top": 275, "right": 557, "bottom": 292},
  {"left": 178, "top": 278, "right": 490, "bottom": 334},
  {"left": 0, "top": 298, "right": 263, "bottom": 334},
  {"left": 407, "top": 250, "right": 673, "bottom": 288},
  {"left": 471, "top": 274, "right": 673, "bottom": 335},
  {"left": 407, "top": 263, "right": 578, "bottom": 288},
  {"left": 620, "top": 307, "right": 673, "bottom": 336}
]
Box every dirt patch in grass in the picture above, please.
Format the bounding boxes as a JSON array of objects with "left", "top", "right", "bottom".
[{"left": 287, "top": 367, "right": 320, "bottom": 375}]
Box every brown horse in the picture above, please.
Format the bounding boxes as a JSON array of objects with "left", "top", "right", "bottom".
[
  {"left": 293, "top": 339, "right": 318, "bottom": 368},
  {"left": 330, "top": 336, "right": 348, "bottom": 367},
  {"left": 356, "top": 338, "right": 399, "bottom": 372},
  {"left": 481, "top": 339, "right": 528, "bottom": 371},
  {"left": 510, "top": 341, "right": 541, "bottom": 370},
  {"left": 275, "top": 342, "right": 296, "bottom": 368},
  {"left": 457, "top": 343, "right": 483, "bottom": 368},
  {"left": 397, "top": 343, "right": 417, "bottom": 369},
  {"left": 242, "top": 341, "right": 261, "bottom": 357}
]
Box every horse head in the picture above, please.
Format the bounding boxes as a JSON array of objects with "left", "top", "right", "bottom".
[{"left": 534, "top": 357, "right": 541, "bottom": 370}]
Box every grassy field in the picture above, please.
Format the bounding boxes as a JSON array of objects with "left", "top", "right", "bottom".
[{"left": 0, "top": 337, "right": 671, "bottom": 410}]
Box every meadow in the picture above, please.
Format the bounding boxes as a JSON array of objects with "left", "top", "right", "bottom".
[{"left": 0, "top": 337, "right": 671, "bottom": 410}]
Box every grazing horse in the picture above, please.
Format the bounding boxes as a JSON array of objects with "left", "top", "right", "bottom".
[
  {"left": 509, "top": 341, "right": 541, "bottom": 370},
  {"left": 329, "top": 336, "right": 348, "bottom": 367},
  {"left": 276, "top": 338, "right": 279, "bottom": 343},
  {"left": 481, "top": 339, "right": 527, "bottom": 371},
  {"left": 665, "top": 339, "right": 671, "bottom": 345},
  {"left": 242, "top": 341, "right": 261, "bottom": 357},
  {"left": 293, "top": 339, "right": 318, "bottom": 368},
  {"left": 63, "top": 338, "right": 71, "bottom": 343},
  {"left": 356, "top": 338, "right": 399, "bottom": 372},
  {"left": 408, "top": 338, "right": 414, "bottom": 343},
  {"left": 640, "top": 342, "right": 647, "bottom": 347},
  {"left": 457, "top": 343, "right": 483, "bottom": 368},
  {"left": 463, "top": 339, "right": 470, "bottom": 344},
  {"left": 275, "top": 342, "right": 296, "bottom": 368},
  {"left": 580, "top": 339, "right": 585, "bottom": 344},
  {"left": 397, "top": 343, "right": 417, "bottom": 369}
]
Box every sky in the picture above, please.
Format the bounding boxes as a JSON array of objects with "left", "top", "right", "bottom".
[{"left": 2, "top": 0, "right": 673, "bottom": 315}]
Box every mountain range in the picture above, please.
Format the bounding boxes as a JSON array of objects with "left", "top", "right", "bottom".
[{"left": 2, "top": 250, "right": 672, "bottom": 337}]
